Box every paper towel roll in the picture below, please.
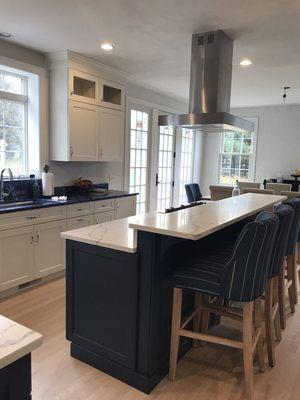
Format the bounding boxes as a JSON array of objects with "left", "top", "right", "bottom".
[{"left": 42, "top": 172, "right": 54, "bottom": 196}]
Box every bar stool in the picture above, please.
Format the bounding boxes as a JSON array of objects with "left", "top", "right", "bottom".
[
  {"left": 169, "top": 211, "right": 278, "bottom": 400},
  {"left": 264, "top": 204, "right": 294, "bottom": 367},
  {"left": 279, "top": 199, "right": 300, "bottom": 327}
]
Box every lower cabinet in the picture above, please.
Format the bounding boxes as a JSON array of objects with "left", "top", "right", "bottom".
[
  {"left": 0, "top": 220, "right": 66, "bottom": 292},
  {"left": 94, "top": 210, "right": 114, "bottom": 224},
  {"left": 34, "top": 220, "right": 67, "bottom": 278},
  {"left": 115, "top": 196, "right": 137, "bottom": 219},
  {"left": 0, "top": 226, "right": 34, "bottom": 292}
]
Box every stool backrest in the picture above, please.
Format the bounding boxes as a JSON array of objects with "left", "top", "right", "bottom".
[
  {"left": 241, "top": 188, "right": 274, "bottom": 195},
  {"left": 266, "top": 183, "right": 292, "bottom": 195},
  {"left": 269, "top": 204, "right": 294, "bottom": 278},
  {"left": 221, "top": 211, "right": 278, "bottom": 302},
  {"left": 185, "top": 183, "right": 202, "bottom": 203},
  {"left": 283, "top": 198, "right": 300, "bottom": 255}
]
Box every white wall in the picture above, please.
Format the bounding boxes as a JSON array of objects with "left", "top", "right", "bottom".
[{"left": 199, "top": 104, "right": 300, "bottom": 196}]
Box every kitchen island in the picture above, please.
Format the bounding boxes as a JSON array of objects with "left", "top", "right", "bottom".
[{"left": 62, "top": 193, "right": 285, "bottom": 393}]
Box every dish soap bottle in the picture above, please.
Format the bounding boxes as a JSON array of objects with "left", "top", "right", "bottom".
[{"left": 232, "top": 180, "right": 240, "bottom": 197}]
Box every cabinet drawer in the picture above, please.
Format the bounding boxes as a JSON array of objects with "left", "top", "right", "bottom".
[
  {"left": 94, "top": 199, "right": 115, "bottom": 213},
  {"left": 67, "top": 202, "right": 94, "bottom": 218},
  {"left": 94, "top": 211, "right": 114, "bottom": 224},
  {"left": 67, "top": 215, "right": 94, "bottom": 230},
  {"left": 35, "top": 206, "right": 67, "bottom": 224}
]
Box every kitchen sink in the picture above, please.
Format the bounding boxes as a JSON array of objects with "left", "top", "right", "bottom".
[{"left": 0, "top": 200, "right": 35, "bottom": 208}]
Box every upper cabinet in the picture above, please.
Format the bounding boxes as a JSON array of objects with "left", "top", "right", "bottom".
[
  {"left": 50, "top": 62, "right": 125, "bottom": 162},
  {"left": 100, "top": 79, "right": 124, "bottom": 111},
  {"left": 69, "top": 69, "right": 100, "bottom": 105}
]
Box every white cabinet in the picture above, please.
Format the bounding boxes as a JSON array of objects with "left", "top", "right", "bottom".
[
  {"left": 33, "top": 220, "right": 67, "bottom": 278},
  {"left": 69, "top": 101, "right": 99, "bottom": 161},
  {"left": 114, "top": 196, "right": 137, "bottom": 219},
  {"left": 0, "top": 226, "right": 34, "bottom": 292},
  {"left": 50, "top": 61, "right": 125, "bottom": 162},
  {"left": 69, "top": 69, "right": 100, "bottom": 105},
  {"left": 67, "top": 201, "right": 94, "bottom": 218},
  {"left": 99, "top": 108, "right": 124, "bottom": 162},
  {"left": 94, "top": 211, "right": 114, "bottom": 224},
  {"left": 94, "top": 199, "right": 115, "bottom": 213},
  {"left": 100, "top": 79, "right": 124, "bottom": 111},
  {"left": 67, "top": 215, "right": 94, "bottom": 230}
]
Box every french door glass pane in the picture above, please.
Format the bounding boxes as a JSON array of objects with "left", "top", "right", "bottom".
[
  {"left": 179, "top": 128, "right": 194, "bottom": 204},
  {"left": 156, "top": 126, "right": 175, "bottom": 211},
  {"left": 129, "top": 109, "right": 149, "bottom": 214}
]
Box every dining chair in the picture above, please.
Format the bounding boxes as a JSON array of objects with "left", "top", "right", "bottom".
[{"left": 266, "top": 183, "right": 292, "bottom": 195}]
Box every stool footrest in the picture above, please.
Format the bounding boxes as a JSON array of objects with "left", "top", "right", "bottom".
[{"left": 178, "top": 328, "right": 244, "bottom": 349}]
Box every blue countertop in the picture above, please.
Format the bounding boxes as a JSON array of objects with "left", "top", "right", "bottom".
[{"left": 0, "top": 190, "right": 137, "bottom": 214}]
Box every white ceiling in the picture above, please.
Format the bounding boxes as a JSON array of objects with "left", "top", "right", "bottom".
[{"left": 1, "top": 0, "right": 300, "bottom": 107}]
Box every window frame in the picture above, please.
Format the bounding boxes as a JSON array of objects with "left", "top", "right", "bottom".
[
  {"left": 218, "top": 117, "right": 258, "bottom": 185},
  {"left": 0, "top": 69, "right": 29, "bottom": 177}
]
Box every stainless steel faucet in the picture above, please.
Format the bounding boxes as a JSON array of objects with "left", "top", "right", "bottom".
[{"left": 0, "top": 168, "right": 13, "bottom": 202}]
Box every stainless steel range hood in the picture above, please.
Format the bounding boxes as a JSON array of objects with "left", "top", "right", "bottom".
[{"left": 158, "top": 30, "right": 254, "bottom": 133}]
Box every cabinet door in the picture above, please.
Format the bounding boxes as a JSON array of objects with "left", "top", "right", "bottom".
[
  {"left": 94, "top": 210, "right": 114, "bottom": 224},
  {"left": 114, "top": 196, "right": 137, "bottom": 219},
  {"left": 69, "top": 69, "right": 100, "bottom": 105},
  {"left": 34, "top": 220, "right": 67, "bottom": 278},
  {"left": 99, "top": 108, "right": 124, "bottom": 162},
  {"left": 0, "top": 226, "right": 34, "bottom": 292},
  {"left": 69, "top": 101, "right": 99, "bottom": 161},
  {"left": 67, "top": 215, "right": 94, "bottom": 230},
  {"left": 100, "top": 80, "right": 124, "bottom": 111}
]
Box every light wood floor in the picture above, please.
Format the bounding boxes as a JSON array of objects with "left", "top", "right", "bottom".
[{"left": 1, "top": 277, "right": 300, "bottom": 400}]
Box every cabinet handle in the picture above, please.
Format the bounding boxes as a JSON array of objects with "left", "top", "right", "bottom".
[
  {"left": 30, "top": 233, "right": 34, "bottom": 244},
  {"left": 76, "top": 218, "right": 83, "bottom": 222},
  {"left": 26, "top": 215, "right": 37, "bottom": 220},
  {"left": 70, "top": 146, "right": 74, "bottom": 157},
  {"left": 35, "top": 233, "right": 40, "bottom": 243},
  {"left": 99, "top": 148, "right": 103, "bottom": 157},
  {"left": 77, "top": 208, "right": 83, "bottom": 211}
]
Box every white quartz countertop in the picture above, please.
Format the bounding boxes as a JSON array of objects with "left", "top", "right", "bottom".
[
  {"left": 0, "top": 315, "right": 42, "bottom": 369},
  {"left": 61, "top": 217, "right": 137, "bottom": 253},
  {"left": 129, "top": 193, "right": 286, "bottom": 240}
]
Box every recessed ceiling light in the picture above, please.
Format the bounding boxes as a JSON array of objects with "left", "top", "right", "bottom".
[
  {"left": 240, "top": 59, "right": 252, "bottom": 67},
  {"left": 0, "top": 32, "right": 12, "bottom": 38},
  {"left": 101, "top": 43, "right": 114, "bottom": 51}
]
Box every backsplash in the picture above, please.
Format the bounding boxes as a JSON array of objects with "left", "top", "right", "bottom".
[{"left": 49, "top": 161, "right": 124, "bottom": 190}]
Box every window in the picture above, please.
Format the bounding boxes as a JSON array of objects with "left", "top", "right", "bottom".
[
  {"left": 178, "top": 128, "right": 195, "bottom": 204},
  {"left": 0, "top": 70, "right": 28, "bottom": 176},
  {"left": 156, "top": 126, "right": 175, "bottom": 211},
  {"left": 129, "top": 109, "right": 149, "bottom": 214},
  {"left": 219, "top": 129, "right": 255, "bottom": 184}
]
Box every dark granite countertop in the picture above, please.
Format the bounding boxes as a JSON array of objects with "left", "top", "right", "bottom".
[{"left": 0, "top": 190, "right": 137, "bottom": 214}]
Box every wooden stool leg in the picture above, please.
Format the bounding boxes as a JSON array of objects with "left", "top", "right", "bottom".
[
  {"left": 265, "top": 279, "right": 275, "bottom": 367},
  {"left": 254, "top": 298, "right": 265, "bottom": 372},
  {"left": 243, "top": 302, "right": 254, "bottom": 400},
  {"left": 278, "top": 265, "right": 286, "bottom": 329},
  {"left": 287, "top": 253, "right": 297, "bottom": 311},
  {"left": 273, "top": 276, "right": 282, "bottom": 342},
  {"left": 297, "top": 242, "right": 300, "bottom": 265},
  {"left": 200, "top": 295, "right": 210, "bottom": 346},
  {"left": 193, "top": 292, "right": 202, "bottom": 348},
  {"left": 169, "top": 288, "right": 183, "bottom": 381}
]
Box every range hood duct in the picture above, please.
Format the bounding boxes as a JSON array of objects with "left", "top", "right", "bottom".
[{"left": 158, "top": 30, "right": 254, "bottom": 133}]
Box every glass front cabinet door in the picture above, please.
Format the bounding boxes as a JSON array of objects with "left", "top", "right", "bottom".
[
  {"left": 69, "top": 69, "right": 100, "bottom": 105},
  {"left": 100, "top": 79, "right": 124, "bottom": 111}
]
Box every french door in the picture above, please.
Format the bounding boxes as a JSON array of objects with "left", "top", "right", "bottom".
[
  {"left": 155, "top": 127, "right": 195, "bottom": 211},
  {"left": 127, "top": 104, "right": 152, "bottom": 214},
  {"left": 156, "top": 126, "right": 176, "bottom": 211}
]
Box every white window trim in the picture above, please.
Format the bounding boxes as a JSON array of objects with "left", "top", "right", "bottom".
[
  {"left": 0, "top": 56, "right": 47, "bottom": 177},
  {"left": 218, "top": 116, "right": 259, "bottom": 184}
]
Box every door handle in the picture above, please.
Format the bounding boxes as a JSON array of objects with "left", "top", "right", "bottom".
[{"left": 155, "top": 173, "right": 160, "bottom": 186}]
